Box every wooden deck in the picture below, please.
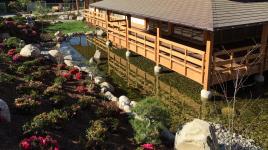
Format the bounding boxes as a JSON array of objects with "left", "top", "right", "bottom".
[{"left": 84, "top": 9, "right": 268, "bottom": 89}]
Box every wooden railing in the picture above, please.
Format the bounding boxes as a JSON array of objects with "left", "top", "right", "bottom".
[
  {"left": 84, "top": 10, "right": 207, "bottom": 84},
  {"left": 212, "top": 44, "right": 261, "bottom": 84}
]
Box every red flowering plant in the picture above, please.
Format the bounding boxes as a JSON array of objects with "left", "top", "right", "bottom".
[
  {"left": 61, "top": 72, "right": 71, "bottom": 80},
  {"left": 7, "top": 49, "right": 17, "bottom": 57},
  {"left": 76, "top": 85, "right": 88, "bottom": 94},
  {"left": 20, "top": 135, "right": 59, "bottom": 150},
  {"left": 68, "top": 67, "right": 79, "bottom": 75},
  {"left": 141, "top": 143, "right": 154, "bottom": 150},
  {"left": 75, "top": 72, "right": 83, "bottom": 80},
  {"left": 13, "top": 53, "right": 22, "bottom": 62}
]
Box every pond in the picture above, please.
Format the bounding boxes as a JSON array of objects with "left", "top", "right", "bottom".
[{"left": 70, "top": 36, "right": 268, "bottom": 148}]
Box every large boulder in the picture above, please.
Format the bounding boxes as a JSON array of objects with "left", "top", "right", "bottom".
[
  {"left": 54, "top": 31, "right": 63, "bottom": 37},
  {"left": 0, "top": 99, "right": 11, "bottom": 122},
  {"left": 20, "top": 44, "right": 40, "bottom": 57},
  {"left": 118, "top": 96, "right": 130, "bottom": 109},
  {"left": 58, "top": 15, "right": 68, "bottom": 20},
  {"left": 48, "top": 50, "right": 64, "bottom": 63},
  {"left": 174, "top": 119, "right": 218, "bottom": 150}
]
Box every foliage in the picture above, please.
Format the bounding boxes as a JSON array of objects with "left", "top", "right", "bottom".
[
  {"left": 86, "top": 120, "right": 108, "bottom": 143},
  {"left": 14, "top": 96, "right": 41, "bottom": 113},
  {"left": 76, "top": 85, "right": 88, "bottom": 94},
  {"left": 19, "top": 135, "right": 59, "bottom": 150},
  {"left": 17, "top": 65, "right": 28, "bottom": 74},
  {"left": 130, "top": 97, "right": 171, "bottom": 144},
  {"left": 0, "top": 73, "right": 16, "bottom": 84},
  {"left": 54, "top": 77, "right": 66, "bottom": 86},
  {"left": 130, "top": 119, "right": 162, "bottom": 144},
  {"left": 22, "top": 109, "right": 69, "bottom": 134},
  {"left": 44, "top": 84, "right": 63, "bottom": 97},
  {"left": 78, "top": 95, "right": 96, "bottom": 109},
  {"left": 95, "top": 102, "right": 120, "bottom": 117},
  {"left": 132, "top": 97, "right": 170, "bottom": 127},
  {"left": 3, "top": 37, "right": 21, "bottom": 50}
]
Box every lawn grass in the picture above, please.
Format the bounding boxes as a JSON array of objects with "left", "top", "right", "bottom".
[{"left": 44, "top": 21, "right": 93, "bottom": 34}]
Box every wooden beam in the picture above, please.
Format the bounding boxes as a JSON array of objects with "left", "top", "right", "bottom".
[
  {"left": 260, "top": 23, "right": 268, "bottom": 73},
  {"left": 168, "top": 23, "right": 173, "bottom": 36},
  {"left": 126, "top": 17, "right": 129, "bottom": 50},
  {"left": 203, "top": 31, "right": 214, "bottom": 90},
  {"left": 127, "top": 15, "right": 131, "bottom": 28}
]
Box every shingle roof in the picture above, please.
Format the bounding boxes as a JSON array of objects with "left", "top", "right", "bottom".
[{"left": 90, "top": 0, "right": 268, "bottom": 31}]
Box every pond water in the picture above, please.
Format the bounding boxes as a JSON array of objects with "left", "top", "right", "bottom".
[{"left": 70, "top": 36, "right": 267, "bottom": 148}]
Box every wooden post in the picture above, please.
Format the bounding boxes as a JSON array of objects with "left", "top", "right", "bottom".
[
  {"left": 93, "top": 7, "right": 96, "bottom": 25},
  {"left": 126, "top": 16, "right": 129, "bottom": 50},
  {"left": 260, "top": 24, "right": 268, "bottom": 73},
  {"left": 156, "top": 28, "right": 160, "bottom": 66},
  {"left": 203, "top": 31, "right": 214, "bottom": 90},
  {"left": 127, "top": 15, "right": 131, "bottom": 28}
]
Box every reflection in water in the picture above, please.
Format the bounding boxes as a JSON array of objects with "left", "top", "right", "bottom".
[{"left": 74, "top": 36, "right": 268, "bottom": 147}]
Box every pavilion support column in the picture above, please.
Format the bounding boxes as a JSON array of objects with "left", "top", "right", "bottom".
[
  {"left": 125, "top": 15, "right": 131, "bottom": 58},
  {"left": 255, "top": 24, "right": 268, "bottom": 83},
  {"left": 168, "top": 23, "right": 174, "bottom": 36},
  {"left": 154, "top": 28, "right": 161, "bottom": 75},
  {"left": 201, "top": 31, "right": 214, "bottom": 101}
]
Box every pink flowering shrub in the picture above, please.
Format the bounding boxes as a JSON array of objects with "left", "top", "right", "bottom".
[
  {"left": 20, "top": 135, "right": 59, "bottom": 150},
  {"left": 76, "top": 85, "right": 88, "bottom": 94},
  {"left": 7, "top": 49, "right": 16, "bottom": 57},
  {"left": 141, "top": 143, "right": 154, "bottom": 150}
]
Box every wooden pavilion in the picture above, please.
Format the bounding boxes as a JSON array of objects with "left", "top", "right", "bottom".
[{"left": 83, "top": 0, "right": 268, "bottom": 99}]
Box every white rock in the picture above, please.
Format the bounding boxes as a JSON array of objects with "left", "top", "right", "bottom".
[
  {"left": 20, "top": 44, "right": 40, "bottom": 57},
  {"left": 0, "top": 99, "right": 11, "bottom": 122},
  {"left": 56, "top": 36, "right": 64, "bottom": 42},
  {"left": 130, "top": 101, "right": 137, "bottom": 108},
  {"left": 119, "top": 96, "right": 130, "bottom": 109},
  {"left": 123, "top": 105, "right": 131, "bottom": 113},
  {"left": 64, "top": 59, "right": 74, "bottom": 66},
  {"left": 64, "top": 55, "right": 72, "bottom": 60},
  {"left": 104, "top": 91, "right": 114, "bottom": 100},
  {"left": 89, "top": 57, "right": 94, "bottom": 64},
  {"left": 154, "top": 65, "right": 161, "bottom": 75},
  {"left": 111, "top": 96, "right": 118, "bottom": 102},
  {"left": 100, "top": 87, "right": 107, "bottom": 93},
  {"left": 69, "top": 15, "right": 75, "bottom": 20},
  {"left": 96, "top": 29, "right": 105, "bottom": 36},
  {"left": 81, "top": 66, "right": 90, "bottom": 73},
  {"left": 174, "top": 119, "right": 217, "bottom": 150},
  {"left": 76, "top": 16, "right": 84, "bottom": 21},
  {"left": 54, "top": 31, "right": 63, "bottom": 37},
  {"left": 94, "top": 76, "right": 104, "bottom": 84},
  {"left": 58, "top": 15, "right": 68, "bottom": 20},
  {"left": 93, "top": 50, "right": 102, "bottom": 60},
  {"left": 48, "top": 50, "right": 64, "bottom": 63},
  {"left": 100, "top": 82, "right": 114, "bottom": 92}
]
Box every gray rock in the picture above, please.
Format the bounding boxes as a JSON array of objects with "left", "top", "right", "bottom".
[
  {"left": 100, "top": 82, "right": 114, "bottom": 92},
  {"left": 48, "top": 50, "right": 64, "bottom": 63},
  {"left": 94, "top": 76, "right": 104, "bottom": 84},
  {"left": 0, "top": 99, "right": 11, "bottom": 122}
]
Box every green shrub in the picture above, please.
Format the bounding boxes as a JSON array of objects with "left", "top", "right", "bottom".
[
  {"left": 44, "top": 84, "right": 63, "bottom": 96},
  {"left": 23, "top": 75, "right": 34, "bottom": 82},
  {"left": 86, "top": 120, "right": 108, "bottom": 142},
  {"left": 3, "top": 37, "right": 21, "bottom": 50},
  {"left": 53, "top": 77, "right": 67, "bottom": 86},
  {"left": 130, "top": 97, "right": 171, "bottom": 144},
  {"left": 102, "top": 117, "right": 119, "bottom": 132},
  {"left": 23, "top": 58, "right": 42, "bottom": 67},
  {"left": 95, "top": 102, "right": 120, "bottom": 117},
  {"left": 32, "top": 70, "right": 47, "bottom": 80},
  {"left": 17, "top": 65, "right": 28, "bottom": 74},
  {"left": 132, "top": 97, "right": 170, "bottom": 127},
  {"left": 130, "top": 119, "right": 162, "bottom": 144},
  {"left": 22, "top": 109, "right": 69, "bottom": 134}
]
